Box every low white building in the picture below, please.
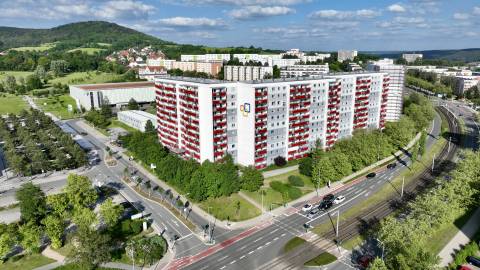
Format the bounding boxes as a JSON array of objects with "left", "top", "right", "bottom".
[
  {"left": 181, "top": 54, "right": 231, "bottom": 62},
  {"left": 224, "top": 66, "right": 273, "bottom": 81},
  {"left": 138, "top": 66, "right": 167, "bottom": 81},
  {"left": 338, "top": 50, "right": 358, "bottom": 62},
  {"left": 402, "top": 53, "right": 423, "bottom": 63},
  {"left": 70, "top": 82, "right": 156, "bottom": 111},
  {"left": 117, "top": 110, "right": 157, "bottom": 132},
  {"left": 301, "top": 54, "right": 331, "bottom": 63},
  {"left": 280, "top": 64, "right": 329, "bottom": 78}
]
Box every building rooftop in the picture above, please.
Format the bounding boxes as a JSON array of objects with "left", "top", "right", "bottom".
[
  {"left": 118, "top": 110, "right": 156, "bottom": 121},
  {"left": 72, "top": 81, "right": 155, "bottom": 91}
]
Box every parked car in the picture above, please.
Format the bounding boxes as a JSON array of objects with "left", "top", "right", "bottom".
[
  {"left": 333, "top": 195, "right": 345, "bottom": 204},
  {"left": 302, "top": 204, "right": 313, "bottom": 212},
  {"left": 357, "top": 255, "right": 374, "bottom": 269},
  {"left": 387, "top": 163, "right": 397, "bottom": 169},
  {"left": 366, "top": 172, "right": 376, "bottom": 178},
  {"left": 307, "top": 208, "right": 320, "bottom": 218},
  {"left": 322, "top": 194, "right": 335, "bottom": 203},
  {"left": 80, "top": 131, "right": 88, "bottom": 136},
  {"left": 467, "top": 256, "right": 480, "bottom": 267}
]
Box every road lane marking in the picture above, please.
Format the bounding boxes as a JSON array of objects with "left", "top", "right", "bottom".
[
  {"left": 253, "top": 236, "right": 263, "bottom": 243},
  {"left": 274, "top": 237, "right": 279, "bottom": 241},
  {"left": 281, "top": 233, "right": 286, "bottom": 237},
  {"left": 220, "top": 266, "right": 226, "bottom": 270},
  {"left": 265, "top": 241, "right": 271, "bottom": 246},
  {"left": 270, "top": 229, "right": 278, "bottom": 234},
  {"left": 257, "top": 246, "right": 263, "bottom": 250},
  {"left": 217, "top": 255, "right": 228, "bottom": 262},
  {"left": 239, "top": 255, "right": 246, "bottom": 260},
  {"left": 239, "top": 245, "right": 247, "bottom": 250},
  {"left": 230, "top": 260, "right": 237, "bottom": 265}
]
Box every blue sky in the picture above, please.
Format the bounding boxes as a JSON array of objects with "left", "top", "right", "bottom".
[{"left": 0, "top": 0, "right": 479, "bottom": 51}]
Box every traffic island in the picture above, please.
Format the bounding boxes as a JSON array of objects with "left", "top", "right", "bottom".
[{"left": 304, "top": 252, "right": 337, "bottom": 267}]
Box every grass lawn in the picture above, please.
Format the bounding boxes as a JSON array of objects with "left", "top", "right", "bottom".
[
  {"left": 67, "top": 48, "right": 106, "bottom": 55},
  {"left": 0, "top": 94, "right": 29, "bottom": 115},
  {"left": 341, "top": 234, "right": 365, "bottom": 250},
  {"left": 54, "top": 264, "right": 116, "bottom": 270},
  {"left": 36, "top": 94, "right": 79, "bottom": 119},
  {"left": 312, "top": 135, "right": 447, "bottom": 237},
  {"left": 10, "top": 43, "right": 55, "bottom": 52},
  {"left": 49, "top": 71, "right": 123, "bottom": 85},
  {"left": 1, "top": 253, "right": 55, "bottom": 270},
  {"left": 0, "top": 71, "right": 33, "bottom": 82},
  {"left": 304, "top": 252, "right": 337, "bottom": 266},
  {"left": 283, "top": 236, "right": 307, "bottom": 253},
  {"left": 262, "top": 159, "right": 301, "bottom": 172},
  {"left": 198, "top": 193, "right": 261, "bottom": 221},
  {"left": 243, "top": 170, "right": 314, "bottom": 211},
  {"left": 97, "top": 43, "right": 112, "bottom": 47}
]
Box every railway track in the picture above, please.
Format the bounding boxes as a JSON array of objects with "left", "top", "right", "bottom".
[{"left": 260, "top": 107, "right": 461, "bottom": 270}]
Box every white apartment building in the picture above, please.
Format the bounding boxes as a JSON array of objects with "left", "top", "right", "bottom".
[
  {"left": 280, "top": 64, "right": 329, "bottom": 78},
  {"left": 338, "top": 50, "right": 358, "bottom": 62},
  {"left": 70, "top": 82, "right": 156, "bottom": 111},
  {"left": 181, "top": 54, "right": 231, "bottom": 62},
  {"left": 138, "top": 66, "right": 167, "bottom": 81},
  {"left": 155, "top": 72, "right": 389, "bottom": 168},
  {"left": 367, "top": 59, "right": 405, "bottom": 121},
  {"left": 171, "top": 61, "right": 223, "bottom": 76},
  {"left": 147, "top": 59, "right": 175, "bottom": 70},
  {"left": 118, "top": 110, "right": 158, "bottom": 132},
  {"left": 301, "top": 54, "right": 331, "bottom": 63},
  {"left": 402, "top": 53, "right": 423, "bottom": 63},
  {"left": 455, "top": 76, "right": 480, "bottom": 96},
  {"left": 224, "top": 66, "right": 273, "bottom": 81},
  {"left": 233, "top": 54, "right": 282, "bottom": 65}
]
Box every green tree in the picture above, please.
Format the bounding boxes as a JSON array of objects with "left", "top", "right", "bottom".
[
  {"left": 42, "top": 215, "right": 66, "bottom": 249},
  {"left": 99, "top": 198, "right": 124, "bottom": 228},
  {"left": 65, "top": 174, "right": 98, "bottom": 207},
  {"left": 240, "top": 166, "right": 264, "bottom": 192},
  {"left": 67, "top": 228, "right": 111, "bottom": 269},
  {"left": 272, "top": 65, "right": 280, "bottom": 78},
  {"left": 50, "top": 60, "right": 68, "bottom": 77},
  {"left": 0, "top": 224, "right": 17, "bottom": 261},
  {"left": 72, "top": 207, "right": 97, "bottom": 230},
  {"left": 4, "top": 75, "right": 16, "bottom": 93},
  {"left": 19, "top": 221, "right": 43, "bottom": 254},
  {"left": 34, "top": 65, "right": 47, "bottom": 80},
  {"left": 25, "top": 74, "right": 43, "bottom": 90},
  {"left": 15, "top": 182, "right": 47, "bottom": 224},
  {"left": 312, "top": 157, "right": 337, "bottom": 187},
  {"left": 367, "top": 258, "right": 388, "bottom": 270},
  {"left": 144, "top": 120, "right": 156, "bottom": 133},
  {"left": 418, "top": 131, "right": 427, "bottom": 156},
  {"left": 127, "top": 98, "right": 139, "bottom": 110}
]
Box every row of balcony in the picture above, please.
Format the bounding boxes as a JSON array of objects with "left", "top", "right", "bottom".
[{"left": 159, "top": 127, "right": 178, "bottom": 138}]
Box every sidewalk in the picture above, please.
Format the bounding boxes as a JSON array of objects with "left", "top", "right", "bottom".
[{"left": 438, "top": 207, "right": 480, "bottom": 267}]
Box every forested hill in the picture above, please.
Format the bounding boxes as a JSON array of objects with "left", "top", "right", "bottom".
[
  {"left": 367, "top": 48, "right": 480, "bottom": 62},
  {"left": 0, "top": 21, "right": 172, "bottom": 51}
]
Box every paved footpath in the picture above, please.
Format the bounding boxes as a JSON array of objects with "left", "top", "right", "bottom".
[{"left": 438, "top": 207, "right": 480, "bottom": 267}]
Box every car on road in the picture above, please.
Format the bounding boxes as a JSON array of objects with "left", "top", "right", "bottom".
[
  {"left": 302, "top": 204, "right": 313, "bottom": 212},
  {"left": 319, "top": 200, "right": 333, "bottom": 211},
  {"left": 458, "top": 265, "right": 480, "bottom": 270},
  {"left": 467, "top": 256, "right": 480, "bottom": 267},
  {"left": 322, "top": 194, "right": 335, "bottom": 203},
  {"left": 307, "top": 208, "right": 320, "bottom": 218},
  {"left": 387, "top": 163, "right": 396, "bottom": 169},
  {"left": 80, "top": 131, "right": 88, "bottom": 136},
  {"left": 366, "top": 172, "right": 376, "bottom": 178},
  {"left": 333, "top": 195, "right": 345, "bottom": 204}
]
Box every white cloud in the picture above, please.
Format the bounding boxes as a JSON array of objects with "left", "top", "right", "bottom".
[
  {"left": 387, "top": 4, "right": 406, "bottom": 13},
  {"left": 230, "top": 6, "right": 295, "bottom": 19},
  {"left": 157, "top": 17, "right": 227, "bottom": 29},
  {"left": 309, "top": 9, "right": 381, "bottom": 20},
  {"left": 474, "top": 7, "right": 480, "bottom": 15},
  {"left": 180, "top": 0, "right": 307, "bottom": 5},
  {"left": 95, "top": 0, "right": 155, "bottom": 20},
  {"left": 453, "top": 12, "right": 470, "bottom": 20}
]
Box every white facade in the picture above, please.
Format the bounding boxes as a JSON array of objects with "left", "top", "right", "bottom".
[
  {"left": 338, "top": 50, "right": 358, "bottom": 62},
  {"left": 117, "top": 110, "right": 158, "bottom": 132},
  {"left": 232, "top": 54, "right": 282, "bottom": 65},
  {"left": 402, "top": 53, "right": 423, "bottom": 63},
  {"left": 156, "top": 72, "right": 389, "bottom": 168},
  {"left": 301, "top": 54, "right": 331, "bottom": 63},
  {"left": 455, "top": 76, "right": 480, "bottom": 96},
  {"left": 181, "top": 54, "right": 231, "bottom": 62},
  {"left": 280, "top": 64, "right": 329, "bottom": 78},
  {"left": 70, "top": 82, "right": 156, "bottom": 111},
  {"left": 367, "top": 59, "right": 405, "bottom": 121},
  {"left": 224, "top": 66, "right": 273, "bottom": 81},
  {"left": 138, "top": 66, "right": 167, "bottom": 81}
]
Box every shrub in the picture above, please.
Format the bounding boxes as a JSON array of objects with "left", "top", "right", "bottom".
[
  {"left": 270, "top": 181, "right": 286, "bottom": 193},
  {"left": 450, "top": 241, "right": 479, "bottom": 269},
  {"left": 176, "top": 199, "right": 184, "bottom": 208},
  {"left": 287, "top": 186, "right": 302, "bottom": 200},
  {"left": 288, "top": 175, "right": 304, "bottom": 187},
  {"left": 299, "top": 157, "right": 313, "bottom": 177},
  {"left": 274, "top": 156, "right": 287, "bottom": 167},
  {"left": 130, "top": 219, "right": 143, "bottom": 234},
  {"left": 270, "top": 181, "right": 302, "bottom": 200}
]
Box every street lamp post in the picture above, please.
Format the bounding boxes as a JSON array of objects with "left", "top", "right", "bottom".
[{"left": 432, "top": 153, "right": 435, "bottom": 172}]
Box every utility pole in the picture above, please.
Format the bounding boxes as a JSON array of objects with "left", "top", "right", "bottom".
[
  {"left": 336, "top": 211, "right": 340, "bottom": 237},
  {"left": 401, "top": 176, "right": 405, "bottom": 198}
]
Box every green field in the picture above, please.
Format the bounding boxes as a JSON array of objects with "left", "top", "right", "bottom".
[
  {"left": 68, "top": 48, "right": 106, "bottom": 55},
  {"left": 36, "top": 94, "right": 79, "bottom": 119},
  {"left": 304, "top": 252, "right": 337, "bottom": 266},
  {"left": 243, "top": 170, "right": 314, "bottom": 211},
  {"left": 49, "top": 71, "right": 123, "bottom": 85},
  {"left": 0, "top": 94, "right": 29, "bottom": 115},
  {"left": 1, "top": 253, "right": 55, "bottom": 270},
  {"left": 10, "top": 43, "right": 56, "bottom": 52},
  {"left": 199, "top": 193, "right": 261, "bottom": 221},
  {"left": 0, "top": 71, "right": 33, "bottom": 82},
  {"left": 283, "top": 237, "right": 306, "bottom": 253}
]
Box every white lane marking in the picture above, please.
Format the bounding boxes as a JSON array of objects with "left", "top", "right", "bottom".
[
  {"left": 281, "top": 233, "right": 286, "bottom": 237},
  {"left": 364, "top": 192, "right": 370, "bottom": 197},
  {"left": 253, "top": 237, "right": 263, "bottom": 243},
  {"left": 354, "top": 190, "right": 361, "bottom": 194},
  {"left": 248, "top": 250, "right": 254, "bottom": 255},
  {"left": 265, "top": 241, "right": 271, "bottom": 246},
  {"left": 257, "top": 246, "right": 263, "bottom": 250},
  {"left": 220, "top": 266, "right": 226, "bottom": 270},
  {"left": 239, "top": 245, "right": 247, "bottom": 250},
  {"left": 270, "top": 229, "right": 278, "bottom": 234},
  {"left": 229, "top": 260, "right": 237, "bottom": 265},
  {"left": 240, "top": 255, "right": 246, "bottom": 260},
  {"left": 217, "top": 255, "right": 228, "bottom": 262},
  {"left": 369, "top": 185, "right": 375, "bottom": 189},
  {"left": 274, "top": 237, "right": 279, "bottom": 241}
]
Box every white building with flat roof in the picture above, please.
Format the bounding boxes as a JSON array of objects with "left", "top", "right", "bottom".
[
  {"left": 402, "top": 53, "right": 423, "bottom": 63},
  {"left": 224, "top": 66, "right": 273, "bottom": 81},
  {"left": 338, "top": 50, "right": 358, "bottom": 62},
  {"left": 181, "top": 54, "right": 231, "bottom": 62},
  {"left": 155, "top": 72, "right": 389, "bottom": 168},
  {"left": 280, "top": 64, "right": 329, "bottom": 78},
  {"left": 117, "top": 110, "right": 158, "bottom": 132},
  {"left": 70, "top": 82, "right": 156, "bottom": 111},
  {"left": 367, "top": 59, "right": 405, "bottom": 121}
]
